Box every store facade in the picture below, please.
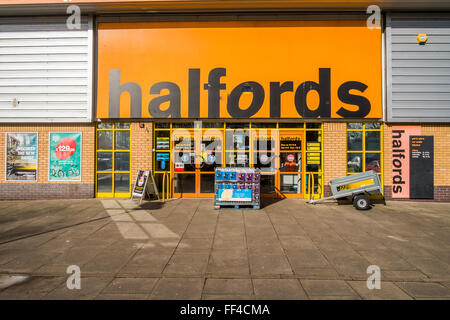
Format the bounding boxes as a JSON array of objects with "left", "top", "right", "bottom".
[
  {"left": 94, "top": 18, "right": 382, "bottom": 200},
  {"left": 0, "top": 16, "right": 95, "bottom": 200},
  {"left": 383, "top": 13, "right": 450, "bottom": 201},
  {"left": 0, "top": 2, "right": 449, "bottom": 202}
]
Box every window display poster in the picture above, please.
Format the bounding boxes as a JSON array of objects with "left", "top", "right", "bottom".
[
  {"left": 49, "top": 132, "right": 82, "bottom": 181},
  {"left": 281, "top": 137, "right": 302, "bottom": 151},
  {"left": 175, "top": 162, "right": 185, "bottom": 172},
  {"left": 6, "top": 132, "right": 38, "bottom": 181},
  {"left": 156, "top": 137, "right": 170, "bottom": 150}
]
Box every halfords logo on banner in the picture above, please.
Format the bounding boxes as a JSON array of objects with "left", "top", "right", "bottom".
[
  {"left": 391, "top": 126, "right": 422, "bottom": 198},
  {"left": 96, "top": 21, "right": 382, "bottom": 119}
]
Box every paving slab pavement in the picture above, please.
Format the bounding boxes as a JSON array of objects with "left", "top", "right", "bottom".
[
  {"left": 0, "top": 198, "right": 449, "bottom": 299},
  {"left": 253, "top": 279, "right": 308, "bottom": 300},
  {"left": 300, "top": 279, "right": 358, "bottom": 298},
  {"left": 347, "top": 281, "right": 413, "bottom": 300},
  {"left": 150, "top": 278, "right": 204, "bottom": 300}
]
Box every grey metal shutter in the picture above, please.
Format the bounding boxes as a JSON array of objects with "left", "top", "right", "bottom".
[
  {"left": 386, "top": 13, "right": 450, "bottom": 122},
  {"left": 0, "top": 16, "right": 93, "bottom": 123}
]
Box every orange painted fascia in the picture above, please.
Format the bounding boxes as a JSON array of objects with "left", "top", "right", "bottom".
[{"left": 0, "top": 0, "right": 374, "bottom": 9}]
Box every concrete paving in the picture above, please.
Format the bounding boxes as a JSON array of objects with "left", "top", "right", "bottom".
[{"left": 0, "top": 197, "right": 449, "bottom": 300}]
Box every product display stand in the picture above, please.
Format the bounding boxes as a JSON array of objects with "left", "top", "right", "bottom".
[{"left": 214, "top": 167, "right": 261, "bottom": 210}]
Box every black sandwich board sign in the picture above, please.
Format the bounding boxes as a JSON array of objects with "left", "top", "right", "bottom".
[
  {"left": 410, "top": 136, "right": 434, "bottom": 199},
  {"left": 131, "top": 170, "right": 160, "bottom": 203}
]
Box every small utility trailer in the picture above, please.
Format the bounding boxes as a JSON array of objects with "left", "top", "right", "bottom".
[{"left": 308, "top": 170, "right": 384, "bottom": 210}]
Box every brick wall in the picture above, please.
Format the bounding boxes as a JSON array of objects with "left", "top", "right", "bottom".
[
  {"left": 383, "top": 123, "right": 450, "bottom": 201},
  {"left": 422, "top": 124, "right": 450, "bottom": 187},
  {"left": 130, "top": 121, "right": 153, "bottom": 184},
  {"left": 3, "top": 121, "right": 447, "bottom": 201},
  {"left": 383, "top": 124, "right": 392, "bottom": 191},
  {"left": 323, "top": 122, "right": 347, "bottom": 196},
  {"left": 0, "top": 123, "right": 95, "bottom": 200}
]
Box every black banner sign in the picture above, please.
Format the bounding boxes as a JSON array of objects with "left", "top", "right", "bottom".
[{"left": 410, "top": 136, "right": 434, "bottom": 199}]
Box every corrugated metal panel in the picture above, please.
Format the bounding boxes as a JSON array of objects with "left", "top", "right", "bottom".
[
  {"left": 0, "top": 16, "right": 93, "bottom": 123},
  {"left": 387, "top": 14, "right": 450, "bottom": 122}
]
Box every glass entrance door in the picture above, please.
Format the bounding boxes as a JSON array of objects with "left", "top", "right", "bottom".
[
  {"left": 155, "top": 121, "right": 321, "bottom": 200},
  {"left": 278, "top": 130, "right": 304, "bottom": 198},
  {"left": 251, "top": 129, "right": 278, "bottom": 197},
  {"left": 172, "top": 129, "right": 223, "bottom": 197},
  {"left": 199, "top": 129, "right": 223, "bottom": 197},
  {"left": 250, "top": 128, "right": 305, "bottom": 198},
  {"left": 172, "top": 130, "right": 196, "bottom": 197}
]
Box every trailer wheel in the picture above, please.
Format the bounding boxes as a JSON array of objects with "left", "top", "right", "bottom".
[{"left": 353, "top": 195, "right": 371, "bottom": 210}]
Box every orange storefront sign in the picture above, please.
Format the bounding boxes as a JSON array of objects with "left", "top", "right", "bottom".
[{"left": 97, "top": 20, "right": 381, "bottom": 119}]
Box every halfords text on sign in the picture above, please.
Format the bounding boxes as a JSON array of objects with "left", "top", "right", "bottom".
[{"left": 97, "top": 21, "right": 382, "bottom": 119}]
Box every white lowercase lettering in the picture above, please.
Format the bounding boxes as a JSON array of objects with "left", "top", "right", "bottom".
[
  {"left": 66, "top": 5, "right": 81, "bottom": 30},
  {"left": 366, "top": 5, "right": 381, "bottom": 29},
  {"left": 66, "top": 265, "right": 81, "bottom": 290},
  {"left": 366, "top": 265, "right": 381, "bottom": 290}
]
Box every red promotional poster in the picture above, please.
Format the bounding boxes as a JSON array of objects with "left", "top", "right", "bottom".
[{"left": 55, "top": 138, "right": 77, "bottom": 159}]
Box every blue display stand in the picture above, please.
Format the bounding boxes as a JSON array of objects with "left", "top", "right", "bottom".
[{"left": 214, "top": 167, "right": 261, "bottom": 210}]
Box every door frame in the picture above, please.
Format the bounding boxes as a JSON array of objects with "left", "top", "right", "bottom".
[
  {"left": 95, "top": 122, "right": 132, "bottom": 198},
  {"left": 155, "top": 121, "right": 323, "bottom": 200},
  {"left": 251, "top": 128, "right": 278, "bottom": 198},
  {"left": 172, "top": 129, "right": 196, "bottom": 198},
  {"left": 172, "top": 128, "right": 224, "bottom": 198},
  {"left": 277, "top": 130, "right": 305, "bottom": 198},
  {"left": 198, "top": 128, "right": 224, "bottom": 197}
]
